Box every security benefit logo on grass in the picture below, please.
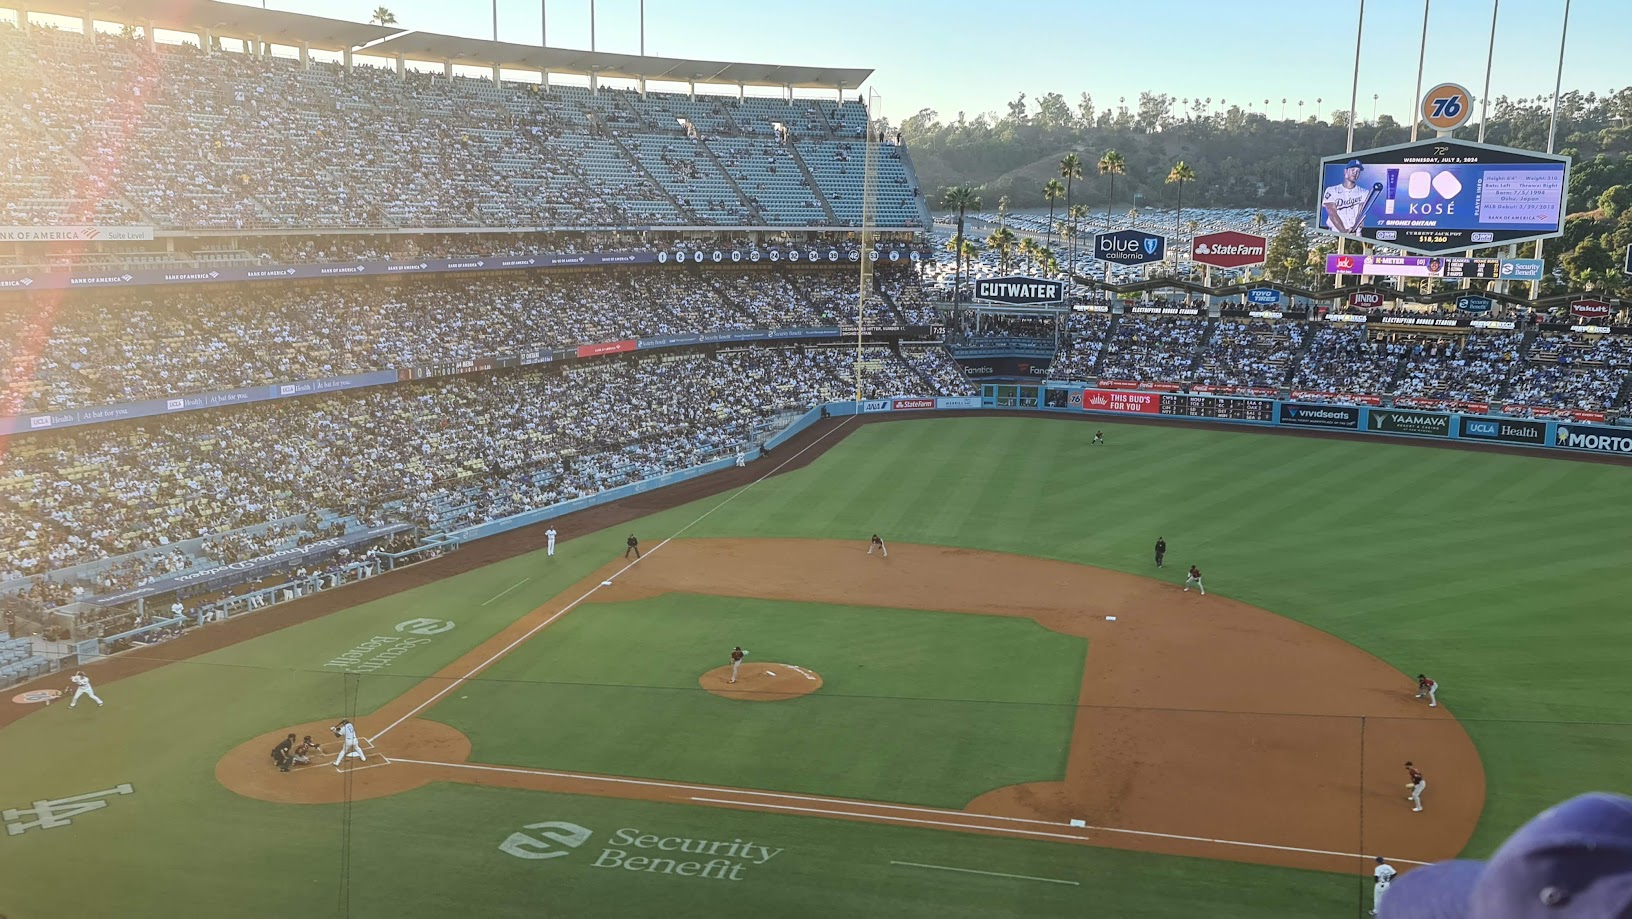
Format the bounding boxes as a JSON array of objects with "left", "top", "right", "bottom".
[
  {"left": 324, "top": 618, "right": 455, "bottom": 673},
  {"left": 499, "top": 821, "right": 783, "bottom": 882}
]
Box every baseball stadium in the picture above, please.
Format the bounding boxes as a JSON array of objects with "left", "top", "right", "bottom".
[{"left": 1, "top": 2, "right": 1630, "bottom": 917}]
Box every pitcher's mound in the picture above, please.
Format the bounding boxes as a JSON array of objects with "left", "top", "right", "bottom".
[{"left": 700, "top": 663, "right": 823, "bottom": 701}]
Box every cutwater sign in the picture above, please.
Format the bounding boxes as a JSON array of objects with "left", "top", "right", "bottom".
[
  {"left": 1455, "top": 295, "right": 1492, "bottom": 313},
  {"left": 1246, "top": 288, "right": 1280, "bottom": 306},
  {"left": 973, "top": 275, "right": 1064, "bottom": 305},
  {"left": 1095, "top": 230, "right": 1166, "bottom": 266},
  {"left": 1555, "top": 424, "right": 1632, "bottom": 455}
]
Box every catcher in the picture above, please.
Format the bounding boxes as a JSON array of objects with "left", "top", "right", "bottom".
[{"left": 291, "top": 734, "right": 325, "bottom": 766}]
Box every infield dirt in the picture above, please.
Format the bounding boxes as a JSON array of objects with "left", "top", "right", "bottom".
[{"left": 213, "top": 538, "right": 1483, "bottom": 876}]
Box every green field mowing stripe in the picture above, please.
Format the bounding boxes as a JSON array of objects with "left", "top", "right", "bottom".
[{"left": 427, "top": 595, "right": 1085, "bottom": 806}]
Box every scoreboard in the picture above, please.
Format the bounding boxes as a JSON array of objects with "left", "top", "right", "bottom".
[
  {"left": 1159, "top": 393, "right": 1276, "bottom": 421},
  {"left": 1442, "top": 257, "right": 1500, "bottom": 280}
]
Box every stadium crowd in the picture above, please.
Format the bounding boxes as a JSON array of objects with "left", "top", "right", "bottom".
[
  {"left": 0, "top": 345, "right": 973, "bottom": 589},
  {"left": 0, "top": 266, "right": 928, "bottom": 414},
  {"left": 1, "top": 24, "right": 923, "bottom": 231}
]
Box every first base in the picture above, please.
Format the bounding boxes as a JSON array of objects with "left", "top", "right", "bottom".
[
  {"left": 1105, "top": 616, "right": 1117, "bottom": 621},
  {"left": 601, "top": 580, "right": 613, "bottom": 586}
]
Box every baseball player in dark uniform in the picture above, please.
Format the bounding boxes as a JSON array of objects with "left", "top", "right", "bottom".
[
  {"left": 625, "top": 534, "right": 640, "bottom": 558},
  {"left": 1154, "top": 537, "right": 1166, "bottom": 568},
  {"left": 1405, "top": 761, "right": 1426, "bottom": 812},
  {"left": 867, "top": 534, "right": 887, "bottom": 557},
  {"left": 272, "top": 733, "right": 296, "bottom": 772},
  {"left": 1415, "top": 674, "right": 1439, "bottom": 707},
  {"left": 1092, "top": 431, "right": 1105, "bottom": 445},
  {"left": 729, "top": 646, "right": 746, "bottom": 683},
  {"left": 1183, "top": 565, "right": 1204, "bottom": 594}
]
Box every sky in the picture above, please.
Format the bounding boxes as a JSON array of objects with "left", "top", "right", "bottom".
[{"left": 32, "top": 0, "right": 1627, "bottom": 125}]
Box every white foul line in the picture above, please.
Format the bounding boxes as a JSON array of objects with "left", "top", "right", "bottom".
[
  {"left": 889, "top": 861, "right": 1079, "bottom": 886},
  {"left": 381, "top": 755, "right": 1428, "bottom": 865},
  {"left": 480, "top": 577, "right": 532, "bottom": 607},
  {"left": 369, "top": 415, "right": 855, "bottom": 744}
]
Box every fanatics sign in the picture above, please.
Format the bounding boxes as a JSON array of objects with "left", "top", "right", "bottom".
[
  {"left": 972, "top": 275, "right": 1065, "bottom": 305},
  {"left": 1190, "top": 231, "right": 1268, "bottom": 269}
]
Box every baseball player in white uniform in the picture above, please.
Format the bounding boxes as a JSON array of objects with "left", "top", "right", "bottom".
[
  {"left": 545, "top": 527, "right": 557, "bottom": 557},
  {"left": 1322, "top": 159, "right": 1370, "bottom": 234},
  {"left": 1371, "top": 856, "right": 1396, "bottom": 915},
  {"left": 67, "top": 671, "right": 103, "bottom": 708},
  {"left": 332, "top": 719, "right": 366, "bottom": 765}
]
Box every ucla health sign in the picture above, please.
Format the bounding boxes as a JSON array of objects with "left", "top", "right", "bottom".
[{"left": 1095, "top": 230, "right": 1166, "bottom": 266}]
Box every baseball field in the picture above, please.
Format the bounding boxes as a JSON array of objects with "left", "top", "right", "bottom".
[{"left": 1, "top": 414, "right": 1629, "bottom": 918}]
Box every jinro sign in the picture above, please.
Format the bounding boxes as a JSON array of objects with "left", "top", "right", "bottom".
[{"left": 499, "top": 821, "right": 785, "bottom": 882}]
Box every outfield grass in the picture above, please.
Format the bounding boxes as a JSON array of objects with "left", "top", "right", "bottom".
[
  {"left": 1, "top": 415, "right": 1628, "bottom": 918},
  {"left": 427, "top": 594, "right": 1084, "bottom": 805}
]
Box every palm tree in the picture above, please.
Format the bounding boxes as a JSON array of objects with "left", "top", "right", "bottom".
[
  {"left": 369, "top": 6, "right": 397, "bottom": 25},
  {"left": 1128, "top": 207, "right": 1139, "bottom": 229},
  {"left": 997, "top": 195, "right": 1010, "bottom": 230},
  {"left": 1059, "top": 153, "right": 1083, "bottom": 283},
  {"left": 1017, "top": 237, "right": 1039, "bottom": 275},
  {"left": 1042, "top": 179, "right": 1065, "bottom": 253},
  {"left": 1067, "top": 204, "right": 1090, "bottom": 281},
  {"left": 940, "top": 186, "right": 982, "bottom": 313},
  {"left": 1251, "top": 210, "right": 1268, "bottom": 233},
  {"left": 1097, "top": 150, "right": 1125, "bottom": 285},
  {"left": 987, "top": 227, "right": 1018, "bottom": 273},
  {"left": 1037, "top": 246, "right": 1060, "bottom": 279},
  {"left": 1165, "top": 160, "right": 1196, "bottom": 276}
]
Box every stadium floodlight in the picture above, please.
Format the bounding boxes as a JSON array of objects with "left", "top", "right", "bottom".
[{"left": 855, "top": 87, "right": 881, "bottom": 404}]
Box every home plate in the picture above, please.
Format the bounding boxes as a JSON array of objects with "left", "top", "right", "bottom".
[{"left": 1105, "top": 616, "right": 1117, "bottom": 621}]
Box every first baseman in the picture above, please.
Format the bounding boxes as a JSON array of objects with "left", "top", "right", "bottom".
[
  {"left": 1183, "top": 565, "right": 1204, "bottom": 595},
  {"left": 1415, "top": 674, "right": 1438, "bottom": 707},
  {"left": 729, "top": 646, "right": 747, "bottom": 683},
  {"left": 332, "top": 719, "right": 366, "bottom": 766},
  {"left": 546, "top": 527, "right": 557, "bottom": 557},
  {"left": 1371, "top": 856, "right": 1396, "bottom": 915},
  {"left": 67, "top": 671, "right": 104, "bottom": 708},
  {"left": 1404, "top": 761, "right": 1426, "bottom": 812}
]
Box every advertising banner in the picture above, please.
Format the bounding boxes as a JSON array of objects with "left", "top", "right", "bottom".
[
  {"left": 86, "top": 523, "right": 411, "bottom": 606},
  {"left": 1094, "top": 230, "right": 1167, "bottom": 266},
  {"left": 0, "top": 225, "right": 154, "bottom": 242},
  {"left": 1080, "top": 389, "right": 1162, "bottom": 414},
  {"left": 956, "top": 356, "right": 1052, "bottom": 378},
  {"left": 1348, "top": 291, "right": 1385, "bottom": 309},
  {"left": 935, "top": 396, "right": 982, "bottom": 409},
  {"left": 860, "top": 400, "right": 891, "bottom": 413},
  {"left": 891, "top": 398, "right": 936, "bottom": 410},
  {"left": 972, "top": 275, "right": 1064, "bottom": 305},
  {"left": 1455, "top": 295, "right": 1493, "bottom": 313},
  {"left": 1191, "top": 231, "right": 1268, "bottom": 269},
  {"left": 576, "top": 340, "right": 638, "bottom": 358},
  {"left": 1553, "top": 423, "right": 1632, "bottom": 455},
  {"left": 1277, "top": 403, "right": 1361, "bottom": 429},
  {"left": 2, "top": 370, "right": 398, "bottom": 436},
  {"left": 1246, "top": 288, "right": 1280, "bottom": 305},
  {"left": 1570, "top": 299, "right": 1612, "bottom": 320},
  {"left": 1368, "top": 408, "right": 1451, "bottom": 437},
  {"left": 1499, "top": 258, "right": 1546, "bottom": 281},
  {"left": 1457, "top": 416, "right": 1547, "bottom": 445},
  {"left": 1316, "top": 139, "right": 1569, "bottom": 254}
]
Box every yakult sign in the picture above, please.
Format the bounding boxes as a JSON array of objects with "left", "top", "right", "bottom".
[{"left": 1190, "top": 231, "right": 1268, "bottom": 269}]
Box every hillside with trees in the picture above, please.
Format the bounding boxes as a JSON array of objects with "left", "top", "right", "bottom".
[{"left": 902, "top": 89, "right": 1632, "bottom": 294}]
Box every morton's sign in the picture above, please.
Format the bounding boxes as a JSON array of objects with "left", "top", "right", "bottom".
[{"left": 972, "top": 275, "right": 1064, "bottom": 305}]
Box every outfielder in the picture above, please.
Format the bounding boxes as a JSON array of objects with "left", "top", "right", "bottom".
[
  {"left": 729, "top": 646, "right": 747, "bottom": 684},
  {"left": 1415, "top": 674, "right": 1438, "bottom": 707},
  {"left": 546, "top": 526, "right": 557, "bottom": 557},
  {"left": 332, "top": 719, "right": 366, "bottom": 766},
  {"left": 1322, "top": 158, "right": 1370, "bottom": 234},
  {"left": 1405, "top": 761, "right": 1426, "bottom": 812},
  {"left": 1371, "top": 856, "right": 1396, "bottom": 915},
  {"left": 67, "top": 671, "right": 103, "bottom": 708},
  {"left": 1183, "top": 565, "right": 1205, "bottom": 595},
  {"left": 868, "top": 534, "right": 887, "bottom": 557}
]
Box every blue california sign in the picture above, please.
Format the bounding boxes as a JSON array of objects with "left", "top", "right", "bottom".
[{"left": 1095, "top": 229, "right": 1167, "bottom": 266}]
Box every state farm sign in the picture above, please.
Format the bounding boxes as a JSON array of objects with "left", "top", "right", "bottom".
[
  {"left": 1348, "top": 291, "right": 1385, "bottom": 309},
  {"left": 1190, "top": 231, "right": 1267, "bottom": 269},
  {"left": 1570, "top": 299, "right": 1612, "bottom": 319}
]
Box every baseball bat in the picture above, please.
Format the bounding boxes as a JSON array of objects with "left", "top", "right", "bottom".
[{"left": 1351, "top": 183, "right": 1385, "bottom": 231}]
